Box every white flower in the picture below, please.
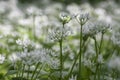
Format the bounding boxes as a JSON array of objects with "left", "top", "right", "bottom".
[
  {"left": 13, "top": 49, "right": 52, "bottom": 66},
  {"left": 8, "top": 53, "right": 20, "bottom": 63},
  {"left": 48, "top": 26, "right": 72, "bottom": 42},
  {"left": 59, "top": 12, "right": 71, "bottom": 24},
  {"left": 69, "top": 75, "right": 77, "bottom": 80},
  {"left": 97, "top": 54, "right": 104, "bottom": 64},
  {"left": 26, "top": 6, "right": 42, "bottom": 16},
  {"left": 82, "top": 21, "right": 110, "bottom": 39},
  {"left": 82, "top": 22, "right": 97, "bottom": 38},
  {"left": 66, "top": 4, "right": 80, "bottom": 16},
  {"left": 76, "top": 12, "right": 89, "bottom": 25},
  {"left": 104, "top": 76, "right": 115, "bottom": 80},
  {"left": 82, "top": 58, "right": 93, "bottom": 68},
  {"left": 50, "top": 59, "right": 59, "bottom": 69},
  {"left": 94, "top": 21, "right": 110, "bottom": 33},
  {"left": 111, "top": 30, "right": 120, "bottom": 46},
  {"left": 0, "top": 54, "right": 5, "bottom": 64},
  {"left": 16, "top": 38, "right": 34, "bottom": 48},
  {"left": 0, "top": 35, "right": 3, "bottom": 39},
  {"left": 16, "top": 39, "right": 23, "bottom": 45},
  {"left": 108, "top": 55, "right": 120, "bottom": 71}
]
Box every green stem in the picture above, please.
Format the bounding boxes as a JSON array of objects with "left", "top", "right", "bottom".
[
  {"left": 94, "top": 37, "right": 98, "bottom": 56},
  {"left": 59, "top": 23, "right": 64, "bottom": 80},
  {"left": 59, "top": 40, "right": 63, "bottom": 80},
  {"left": 66, "top": 41, "right": 85, "bottom": 80},
  {"left": 32, "top": 14, "right": 36, "bottom": 41},
  {"left": 34, "top": 64, "right": 43, "bottom": 80},
  {"left": 27, "top": 65, "right": 30, "bottom": 80},
  {"left": 113, "top": 70, "right": 115, "bottom": 80},
  {"left": 31, "top": 62, "right": 40, "bottom": 80},
  {"left": 93, "top": 37, "right": 98, "bottom": 80},
  {"left": 98, "top": 65, "right": 100, "bottom": 80},
  {"left": 21, "top": 64, "right": 25, "bottom": 80},
  {"left": 98, "top": 33, "right": 104, "bottom": 80},
  {"left": 16, "top": 64, "right": 19, "bottom": 78},
  {"left": 78, "top": 24, "right": 83, "bottom": 80},
  {"left": 94, "top": 33, "right": 104, "bottom": 80},
  {"left": 16, "top": 61, "right": 21, "bottom": 78},
  {"left": 67, "top": 53, "right": 79, "bottom": 79},
  {"left": 99, "top": 33, "right": 104, "bottom": 53}
]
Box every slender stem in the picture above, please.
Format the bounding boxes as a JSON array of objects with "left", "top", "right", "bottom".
[
  {"left": 98, "top": 65, "right": 102, "bottom": 80},
  {"left": 98, "top": 33, "right": 104, "bottom": 80},
  {"left": 16, "top": 64, "right": 19, "bottom": 78},
  {"left": 59, "top": 39, "right": 63, "bottom": 80},
  {"left": 32, "top": 14, "right": 36, "bottom": 41},
  {"left": 59, "top": 23, "right": 64, "bottom": 80},
  {"left": 16, "top": 61, "right": 21, "bottom": 78},
  {"left": 31, "top": 62, "right": 40, "bottom": 80},
  {"left": 34, "top": 64, "right": 43, "bottom": 80},
  {"left": 102, "top": 68, "right": 104, "bottom": 80},
  {"left": 67, "top": 41, "right": 85, "bottom": 80},
  {"left": 21, "top": 64, "right": 25, "bottom": 80},
  {"left": 67, "top": 53, "right": 79, "bottom": 79},
  {"left": 94, "top": 37, "right": 98, "bottom": 57},
  {"left": 94, "top": 64, "right": 98, "bottom": 80},
  {"left": 113, "top": 70, "right": 115, "bottom": 80},
  {"left": 94, "top": 37, "right": 98, "bottom": 80},
  {"left": 99, "top": 33, "right": 104, "bottom": 53},
  {"left": 78, "top": 24, "right": 83, "bottom": 80},
  {"left": 27, "top": 65, "right": 30, "bottom": 80},
  {"left": 94, "top": 33, "right": 104, "bottom": 80}
]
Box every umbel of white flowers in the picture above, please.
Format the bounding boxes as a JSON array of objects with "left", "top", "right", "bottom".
[
  {"left": 76, "top": 12, "right": 89, "bottom": 25},
  {"left": 59, "top": 12, "right": 71, "bottom": 25},
  {"left": 16, "top": 38, "right": 35, "bottom": 49},
  {"left": 48, "top": 26, "right": 72, "bottom": 42},
  {"left": 82, "top": 21, "right": 110, "bottom": 39},
  {"left": 48, "top": 13, "right": 72, "bottom": 42},
  {"left": 9, "top": 48, "right": 59, "bottom": 69}
]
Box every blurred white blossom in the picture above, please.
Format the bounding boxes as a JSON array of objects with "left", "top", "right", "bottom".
[
  {"left": 26, "top": 6, "right": 42, "bottom": 16},
  {"left": 69, "top": 75, "right": 77, "bottom": 80},
  {"left": 108, "top": 55, "right": 120, "bottom": 71},
  {"left": 76, "top": 12, "right": 89, "bottom": 25},
  {"left": 97, "top": 54, "right": 104, "bottom": 64},
  {"left": 0, "top": 54, "right": 5, "bottom": 64},
  {"left": 59, "top": 12, "right": 71, "bottom": 24},
  {"left": 16, "top": 38, "right": 34, "bottom": 48},
  {"left": 111, "top": 30, "right": 120, "bottom": 46},
  {"left": 48, "top": 26, "right": 72, "bottom": 42},
  {"left": 82, "top": 21, "right": 110, "bottom": 39}
]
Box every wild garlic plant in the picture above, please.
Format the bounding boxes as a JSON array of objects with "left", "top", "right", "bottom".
[
  {"left": 49, "top": 12, "right": 71, "bottom": 80},
  {"left": 48, "top": 12, "right": 110, "bottom": 80},
  {"left": 8, "top": 38, "right": 59, "bottom": 80},
  {"left": 0, "top": 11, "right": 113, "bottom": 80}
]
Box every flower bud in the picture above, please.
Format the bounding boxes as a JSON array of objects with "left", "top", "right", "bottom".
[{"left": 60, "top": 13, "right": 71, "bottom": 24}]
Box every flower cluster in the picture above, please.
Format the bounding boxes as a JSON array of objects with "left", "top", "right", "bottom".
[
  {"left": 76, "top": 12, "right": 89, "bottom": 25},
  {"left": 11, "top": 49, "right": 51, "bottom": 66},
  {"left": 82, "top": 21, "right": 110, "bottom": 39},
  {"left": 16, "top": 38, "right": 34, "bottom": 49},
  {"left": 111, "top": 29, "right": 120, "bottom": 46},
  {"left": 108, "top": 55, "right": 120, "bottom": 71},
  {"left": 69, "top": 75, "right": 77, "bottom": 80},
  {"left": 59, "top": 13, "right": 71, "bottom": 24},
  {"left": 48, "top": 26, "right": 72, "bottom": 42}
]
